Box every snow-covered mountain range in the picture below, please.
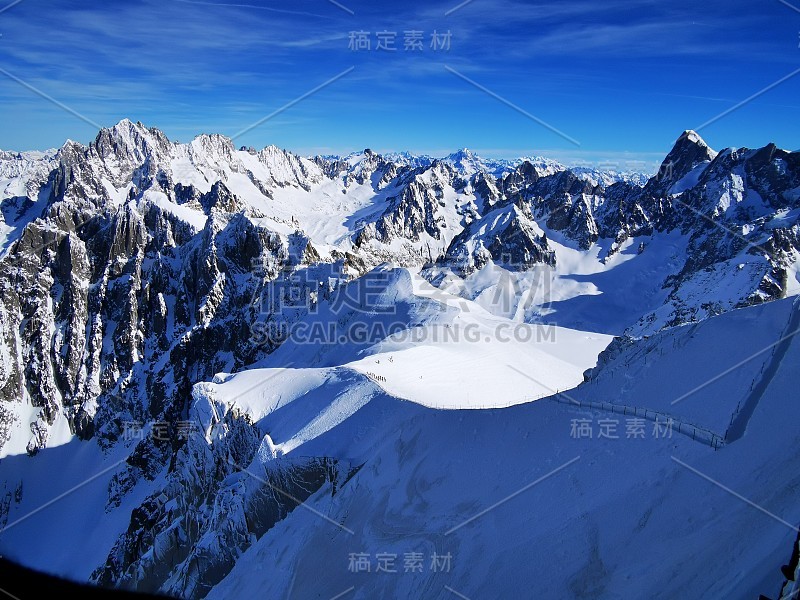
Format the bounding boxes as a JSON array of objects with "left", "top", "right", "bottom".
[{"left": 0, "top": 120, "right": 799, "bottom": 599}]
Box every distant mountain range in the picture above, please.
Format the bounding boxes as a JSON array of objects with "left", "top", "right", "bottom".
[{"left": 0, "top": 120, "right": 799, "bottom": 599}]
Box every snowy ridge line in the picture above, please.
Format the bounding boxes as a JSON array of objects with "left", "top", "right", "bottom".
[
  {"left": 410, "top": 395, "right": 552, "bottom": 410},
  {"left": 355, "top": 366, "right": 553, "bottom": 410},
  {"left": 548, "top": 396, "right": 725, "bottom": 449}
]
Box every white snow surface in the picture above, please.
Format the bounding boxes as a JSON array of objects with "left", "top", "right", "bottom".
[
  {"left": 1, "top": 122, "right": 800, "bottom": 599},
  {"left": 204, "top": 296, "right": 800, "bottom": 599},
  {"left": 208, "top": 267, "right": 611, "bottom": 412}
]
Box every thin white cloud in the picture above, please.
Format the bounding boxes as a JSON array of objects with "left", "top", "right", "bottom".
[{"left": 170, "top": 0, "right": 335, "bottom": 20}]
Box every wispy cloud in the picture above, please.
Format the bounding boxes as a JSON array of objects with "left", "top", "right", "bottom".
[
  {"left": 0, "top": 0, "right": 797, "bottom": 154},
  {"left": 170, "top": 0, "right": 336, "bottom": 20}
]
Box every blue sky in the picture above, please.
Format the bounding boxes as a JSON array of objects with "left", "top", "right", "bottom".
[{"left": 0, "top": 0, "right": 798, "bottom": 168}]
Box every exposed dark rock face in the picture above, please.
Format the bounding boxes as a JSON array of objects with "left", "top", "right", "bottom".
[
  {"left": 1, "top": 121, "right": 800, "bottom": 597},
  {"left": 3, "top": 125, "right": 800, "bottom": 454},
  {"left": 443, "top": 204, "right": 555, "bottom": 275}
]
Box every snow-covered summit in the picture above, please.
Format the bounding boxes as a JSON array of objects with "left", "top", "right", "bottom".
[{"left": 0, "top": 118, "right": 800, "bottom": 598}]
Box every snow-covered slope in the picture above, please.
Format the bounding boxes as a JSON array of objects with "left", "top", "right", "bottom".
[
  {"left": 0, "top": 148, "right": 58, "bottom": 252},
  {"left": 206, "top": 297, "right": 800, "bottom": 600},
  {"left": 244, "top": 266, "right": 612, "bottom": 409},
  {"left": 3, "top": 294, "right": 792, "bottom": 598},
  {"left": 0, "top": 120, "right": 799, "bottom": 598}
]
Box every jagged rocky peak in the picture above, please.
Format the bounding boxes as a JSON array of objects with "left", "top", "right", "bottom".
[
  {"left": 189, "top": 131, "right": 238, "bottom": 167},
  {"left": 308, "top": 148, "right": 390, "bottom": 185},
  {"left": 340, "top": 148, "right": 396, "bottom": 187},
  {"left": 199, "top": 181, "right": 246, "bottom": 215},
  {"left": 58, "top": 119, "right": 176, "bottom": 195},
  {"left": 449, "top": 147, "right": 474, "bottom": 157},
  {"left": 744, "top": 143, "right": 800, "bottom": 208},
  {"left": 673, "top": 129, "right": 717, "bottom": 160},
  {"left": 445, "top": 147, "right": 477, "bottom": 164},
  {"left": 653, "top": 129, "right": 718, "bottom": 188},
  {"left": 500, "top": 159, "right": 544, "bottom": 196},
  {"left": 443, "top": 204, "right": 555, "bottom": 275},
  {"left": 57, "top": 138, "right": 87, "bottom": 160},
  {"left": 258, "top": 144, "right": 293, "bottom": 160},
  {"left": 253, "top": 145, "right": 324, "bottom": 191},
  {"left": 93, "top": 119, "right": 172, "bottom": 164},
  {"left": 472, "top": 171, "right": 502, "bottom": 207},
  {"left": 442, "top": 148, "right": 515, "bottom": 179}
]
